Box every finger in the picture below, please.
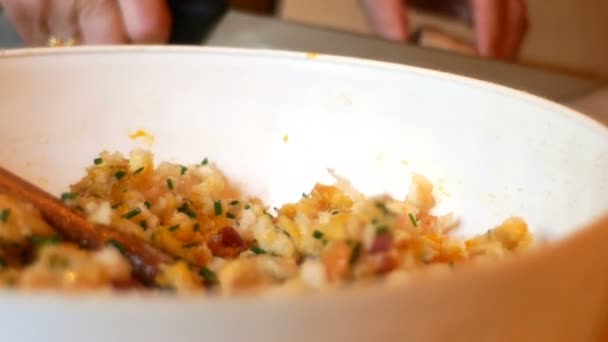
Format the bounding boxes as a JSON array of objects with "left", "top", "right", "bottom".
[
  {"left": 117, "top": 0, "right": 171, "bottom": 44},
  {"left": 360, "top": 0, "right": 409, "bottom": 41},
  {"left": 500, "top": 0, "right": 528, "bottom": 59},
  {"left": 46, "top": 0, "right": 79, "bottom": 42},
  {"left": 76, "top": 0, "right": 126, "bottom": 44},
  {"left": 470, "top": 0, "right": 507, "bottom": 58},
  {"left": 1, "top": 0, "right": 48, "bottom": 45}
]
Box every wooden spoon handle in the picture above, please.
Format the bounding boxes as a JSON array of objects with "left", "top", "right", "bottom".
[{"left": 0, "top": 166, "right": 173, "bottom": 286}]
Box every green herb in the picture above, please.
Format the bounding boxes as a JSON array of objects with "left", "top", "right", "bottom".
[
  {"left": 140, "top": 220, "right": 148, "bottom": 231},
  {"left": 182, "top": 243, "right": 197, "bottom": 249},
  {"left": 213, "top": 200, "right": 222, "bottom": 216},
  {"left": 199, "top": 267, "right": 218, "bottom": 285},
  {"left": 31, "top": 235, "right": 62, "bottom": 245},
  {"left": 301, "top": 192, "right": 308, "bottom": 198},
  {"left": 94, "top": 157, "right": 103, "bottom": 165},
  {"left": 375, "top": 201, "right": 389, "bottom": 214},
  {"left": 61, "top": 192, "right": 76, "bottom": 202},
  {"left": 114, "top": 170, "right": 126, "bottom": 180},
  {"left": 107, "top": 239, "right": 126, "bottom": 254},
  {"left": 226, "top": 212, "right": 236, "bottom": 219},
  {"left": 349, "top": 242, "right": 362, "bottom": 265},
  {"left": 177, "top": 202, "right": 197, "bottom": 218},
  {"left": 371, "top": 218, "right": 379, "bottom": 225},
  {"left": 122, "top": 207, "right": 142, "bottom": 219},
  {"left": 0, "top": 209, "right": 10, "bottom": 223},
  {"left": 48, "top": 254, "right": 69, "bottom": 269},
  {"left": 193, "top": 223, "right": 200, "bottom": 232},
  {"left": 111, "top": 203, "right": 122, "bottom": 209},
  {"left": 408, "top": 213, "right": 418, "bottom": 227},
  {"left": 322, "top": 239, "right": 329, "bottom": 246},
  {"left": 166, "top": 178, "right": 174, "bottom": 190},
  {"left": 180, "top": 165, "right": 188, "bottom": 175},
  {"left": 144, "top": 201, "right": 151, "bottom": 209},
  {"left": 201, "top": 158, "right": 209, "bottom": 166},
  {"left": 331, "top": 210, "right": 339, "bottom": 215},
  {"left": 376, "top": 225, "right": 390, "bottom": 235},
  {"left": 313, "top": 230, "right": 324, "bottom": 239},
  {"left": 230, "top": 200, "right": 239, "bottom": 206},
  {"left": 244, "top": 204, "right": 251, "bottom": 210},
  {"left": 250, "top": 246, "right": 266, "bottom": 255},
  {"left": 133, "top": 166, "right": 144, "bottom": 175},
  {"left": 281, "top": 229, "right": 291, "bottom": 238},
  {"left": 168, "top": 224, "right": 180, "bottom": 232}
]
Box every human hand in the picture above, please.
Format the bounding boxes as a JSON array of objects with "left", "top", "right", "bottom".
[
  {"left": 360, "top": 0, "right": 528, "bottom": 60},
  {"left": 0, "top": 0, "right": 171, "bottom": 46}
]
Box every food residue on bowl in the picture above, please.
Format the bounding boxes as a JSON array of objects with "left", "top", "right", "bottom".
[{"left": 128, "top": 130, "right": 155, "bottom": 147}]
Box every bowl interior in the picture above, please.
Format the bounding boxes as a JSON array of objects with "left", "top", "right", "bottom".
[{"left": 0, "top": 47, "right": 607, "bottom": 241}]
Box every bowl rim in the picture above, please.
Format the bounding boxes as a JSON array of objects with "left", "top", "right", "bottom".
[
  {"left": 0, "top": 45, "right": 606, "bottom": 304},
  {"left": 1, "top": 45, "right": 607, "bottom": 137}
]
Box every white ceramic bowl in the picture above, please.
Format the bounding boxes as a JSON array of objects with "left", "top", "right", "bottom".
[{"left": 0, "top": 47, "right": 606, "bottom": 342}]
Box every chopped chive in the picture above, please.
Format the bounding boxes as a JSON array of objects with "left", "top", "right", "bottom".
[
  {"left": 230, "top": 200, "right": 239, "bottom": 206},
  {"left": 281, "top": 229, "right": 291, "bottom": 238},
  {"left": 213, "top": 200, "right": 222, "bottom": 216},
  {"left": 94, "top": 157, "right": 103, "bottom": 165},
  {"left": 166, "top": 178, "right": 174, "bottom": 190},
  {"left": 168, "top": 224, "right": 180, "bottom": 232},
  {"left": 250, "top": 246, "right": 266, "bottom": 255},
  {"left": 301, "top": 192, "right": 308, "bottom": 198},
  {"left": 0, "top": 209, "right": 10, "bottom": 223},
  {"left": 177, "top": 202, "right": 197, "bottom": 218},
  {"left": 193, "top": 223, "right": 200, "bottom": 232},
  {"left": 133, "top": 166, "right": 144, "bottom": 175},
  {"left": 31, "top": 235, "right": 62, "bottom": 245},
  {"left": 61, "top": 192, "right": 76, "bottom": 202},
  {"left": 201, "top": 158, "right": 209, "bottom": 166},
  {"left": 114, "top": 170, "right": 126, "bottom": 180},
  {"left": 139, "top": 220, "right": 148, "bottom": 230},
  {"left": 375, "top": 201, "right": 389, "bottom": 214},
  {"left": 107, "top": 239, "right": 126, "bottom": 254},
  {"left": 376, "top": 225, "right": 390, "bottom": 235},
  {"left": 144, "top": 201, "right": 151, "bottom": 209},
  {"left": 313, "top": 230, "right": 324, "bottom": 239},
  {"left": 244, "top": 204, "right": 251, "bottom": 210},
  {"left": 122, "top": 207, "right": 142, "bottom": 219},
  {"left": 226, "top": 212, "right": 236, "bottom": 219},
  {"left": 331, "top": 210, "right": 339, "bottom": 215},
  {"left": 182, "top": 243, "right": 197, "bottom": 249},
  {"left": 199, "top": 267, "right": 218, "bottom": 285},
  {"left": 180, "top": 165, "right": 188, "bottom": 175},
  {"left": 349, "top": 242, "right": 362, "bottom": 265},
  {"left": 408, "top": 213, "right": 418, "bottom": 227}
]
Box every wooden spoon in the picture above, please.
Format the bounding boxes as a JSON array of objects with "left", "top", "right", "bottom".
[{"left": 0, "top": 166, "right": 174, "bottom": 286}]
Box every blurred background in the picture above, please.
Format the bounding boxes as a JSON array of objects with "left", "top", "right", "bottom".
[{"left": 1, "top": 0, "right": 607, "bottom": 122}]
